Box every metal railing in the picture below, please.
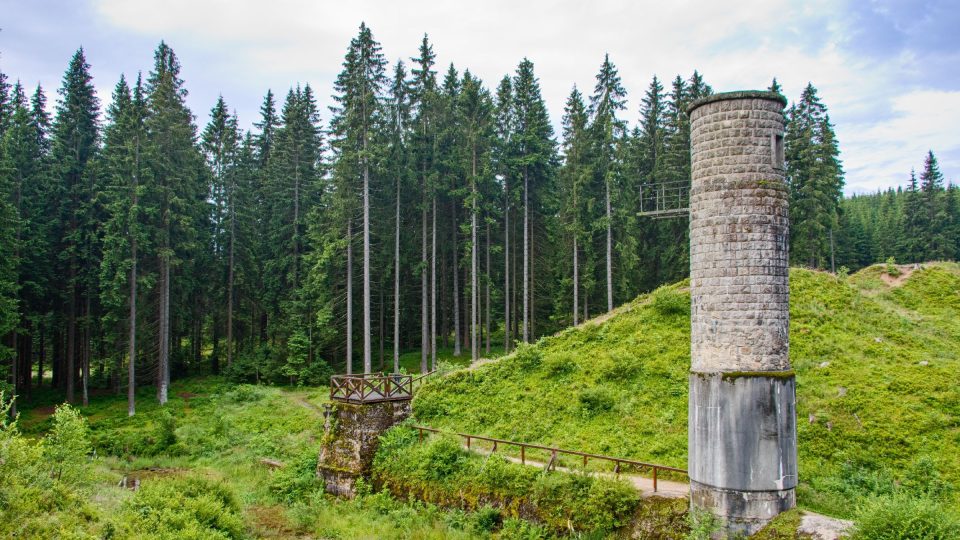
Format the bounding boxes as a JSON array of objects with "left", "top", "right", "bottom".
[
  {"left": 412, "top": 425, "right": 687, "bottom": 493},
  {"left": 638, "top": 180, "right": 690, "bottom": 218},
  {"left": 330, "top": 374, "right": 413, "bottom": 404}
]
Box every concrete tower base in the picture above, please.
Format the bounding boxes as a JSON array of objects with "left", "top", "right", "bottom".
[{"left": 688, "top": 373, "right": 797, "bottom": 535}]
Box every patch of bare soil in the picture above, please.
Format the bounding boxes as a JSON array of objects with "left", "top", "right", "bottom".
[{"left": 880, "top": 264, "right": 918, "bottom": 287}]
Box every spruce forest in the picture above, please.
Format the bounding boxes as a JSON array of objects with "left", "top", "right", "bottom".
[{"left": 2, "top": 25, "right": 957, "bottom": 414}]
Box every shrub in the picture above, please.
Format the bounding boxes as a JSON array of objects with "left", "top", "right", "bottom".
[
  {"left": 42, "top": 403, "right": 93, "bottom": 485},
  {"left": 579, "top": 387, "right": 615, "bottom": 414},
  {"left": 901, "top": 456, "right": 952, "bottom": 500},
  {"left": 155, "top": 409, "right": 177, "bottom": 450},
  {"left": 542, "top": 352, "right": 576, "bottom": 377},
  {"left": 499, "top": 518, "right": 553, "bottom": 540},
  {"left": 852, "top": 494, "right": 960, "bottom": 539},
  {"left": 512, "top": 342, "right": 543, "bottom": 369},
  {"left": 422, "top": 435, "right": 467, "bottom": 480},
  {"left": 270, "top": 446, "right": 322, "bottom": 502},
  {"left": 111, "top": 475, "right": 246, "bottom": 540},
  {"left": 652, "top": 287, "right": 689, "bottom": 317},
  {"left": 471, "top": 505, "right": 502, "bottom": 532},
  {"left": 886, "top": 257, "right": 901, "bottom": 277},
  {"left": 223, "top": 384, "right": 266, "bottom": 403}
]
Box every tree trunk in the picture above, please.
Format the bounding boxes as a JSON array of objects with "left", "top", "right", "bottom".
[
  {"left": 82, "top": 294, "right": 90, "bottom": 407},
  {"left": 573, "top": 233, "right": 579, "bottom": 326},
  {"left": 129, "top": 156, "right": 139, "bottom": 414},
  {"left": 128, "top": 231, "right": 136, "bottom": 416},
  {"left": 606, "top": 176, "right": 613, "bottom": 312},
  {"left": 523, "top": 167, "right": 529, "bottom": 343},
  {"left": 471, "top": 152, "right": 479, "bottom": 362},
  {"left": 346, "top": 221, "right": 353, "bottom": 375},
  {"left": 421, "top": 190, "right": 428, "bottom": 373},
  {"left": 37, "top": 327, "right": 44, "bottom": 389},
  {"left": 485, "top": 219, "right": 491, "bottom": 355},
  {"left": 227, "top": 202, "right": 235, "bottom": 368},
  {"left": 431, "top": 197, "right": 437, "bottom": 371},
  {"left": 504, "top": 178, "right": 510, "bottom": 352},
  {"left": 512, "top": 208, "right": 518, "bottom": 345},
  {"left": 452, "top": 204, "right": 461, "bottom": 357},
  {"left": 10, "top": 331, "right": 17, "bottom": 417},
  {"left": 393, "top": 172, "right": 401, "bottom": 373},
  {"left": 363, "top": 158, "right": 371, "bottom": 375},
  {"left": 67, "top": 282, "right": 76, "bottom": 403},
  {"left": 378, "top": 286, "right": 384, "bottom": 371},
  {"left": 158, "top": 256, "right": 170, "bottom": 405},
  {"left": 530, "top": 216, "right": 535, "bottom": 341}
]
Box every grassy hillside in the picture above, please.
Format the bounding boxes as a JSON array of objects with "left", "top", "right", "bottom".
[{"left": 414, "top": 263, "right": 960, "bottom": 517}]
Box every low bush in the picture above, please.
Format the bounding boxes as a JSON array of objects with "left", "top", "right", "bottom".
[
  {"left": 652, "top": 287, "right": 690, "bottom": 317},
  {"left": 269, "top": 446, "right": 322, "bottom": 503},
  {"left": 373, "top": 423, "right": 640, "bottom": 535},
  {"left": 0, "top": 397, "right": 103, "bottom": 537},
  {"left": 110, "top": 475, "right": 246, "bottom": 539},
  {"left": 852, "top": 494, "right": 960, "bottom": 540},
  {"left": 578, "top": 387, "right": 615, "bottom": 414}
]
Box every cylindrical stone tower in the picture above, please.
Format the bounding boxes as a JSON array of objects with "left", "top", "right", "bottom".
[{"left": 686, "top": 91, "right": 796, "bottom": 535}]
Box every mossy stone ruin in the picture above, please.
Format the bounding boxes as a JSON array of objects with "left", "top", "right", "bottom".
[
  {"left": 687, "top": 91, "right": 797, "bottom": 535},
  {"left": 317, "top": 399, "right": 411, "bottom": 497}
]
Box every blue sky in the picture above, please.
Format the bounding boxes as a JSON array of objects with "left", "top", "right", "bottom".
[{"left": 2, "top": 0, "right": 958, "bottom": 194}]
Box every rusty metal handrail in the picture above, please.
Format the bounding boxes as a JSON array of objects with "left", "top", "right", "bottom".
[{"left": 412, "top": 424, "right": 686, "bottom": 493}]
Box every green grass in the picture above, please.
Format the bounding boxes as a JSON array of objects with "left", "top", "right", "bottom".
[
  {"left": 11, "top": 377, "right": 525, "bottom": 538},
  {"left": 414, "top": 263, "right": 960, "bottom": 518}
]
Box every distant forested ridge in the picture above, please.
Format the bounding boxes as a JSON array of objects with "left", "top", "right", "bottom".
[
  {"left": 0, "top": 25, "right": 953, "bottom": 412},
  {"left": 836, "top": 152, "right": 960, "bottom": 271}
]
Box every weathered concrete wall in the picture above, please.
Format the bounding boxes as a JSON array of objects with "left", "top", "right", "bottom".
[
  {"left": 687, "top": 91, "right": 797, "bottom": 536},
  {"left": 317, "top": 400, "right": 410, "bottom": 497}
]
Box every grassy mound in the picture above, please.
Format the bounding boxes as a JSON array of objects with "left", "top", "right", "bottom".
[{"left": 414, "top": 263, "right": 960, "bottom": 517}]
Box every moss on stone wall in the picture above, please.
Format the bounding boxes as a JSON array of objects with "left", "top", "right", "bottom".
[{"left": 371, "top": 423, "right": 689, "bottom": 537}]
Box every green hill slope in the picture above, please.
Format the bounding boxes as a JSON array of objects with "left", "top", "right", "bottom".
[{"left": 414, "top": 263, "right": 960, "bottom": 517}]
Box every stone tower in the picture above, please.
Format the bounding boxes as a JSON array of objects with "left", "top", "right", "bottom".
[{"left": 687, "top": 91, "right": 796, "bottom": 535}]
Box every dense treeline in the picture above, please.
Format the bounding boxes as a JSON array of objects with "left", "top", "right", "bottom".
[
  {"left": 2, "top": 23, "right": 933, "bottom": 413},
  {"left": 836, "top": 152, "right": 959, "bottom": 270}
]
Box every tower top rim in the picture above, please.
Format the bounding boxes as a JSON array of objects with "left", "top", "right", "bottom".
[{"left": 687, "top": 90, "right": 788, "bottom": 116}]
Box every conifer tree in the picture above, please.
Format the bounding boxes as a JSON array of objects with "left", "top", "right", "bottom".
[
  {"left": 560, "top": 86, "right": 590, "bottom": 326},
  {"left": 0, "top": 85, "right": 33, "bottom": 414},
  {"left": 492, "top": 76, "right": 515, "bottom": 351},
  {"left": 201, "top": 96, "right": 241, "bottom": 369},
  {"left": 409, "top": 35, "right": 437, "bottom": 372},
  {"left": 100, "top": 74, "right": 148, "bottom": 415},
  {"left": 919, "top": 151, "right": 952, "bottom": 260},
  {"left": 511, "top": 58, "right": 555, "bottom": 342},
  {"left": 330, "top": 23, "right": 387, "bottom": 374},
  {"left": 386, "top": 61, "right": 411, "bottom": 372},
  {"left": 51, "top": 48, "right": 100, "bottom": 404},
  {"left": 143, "top": 42, "right": 205, "bottom": 404},
  {"left": 588, "top": 55, "right": 627, "bottom": 312},
  {"left": 458, "top": 71, "right": 493, "bottom": 362},
  {"left": 785, "top": 83, "right": 844, "bottom": 268}
]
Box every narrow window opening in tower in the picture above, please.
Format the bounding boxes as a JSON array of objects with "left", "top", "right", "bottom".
[{"left": 773, "top": 134, "right": 785, "bottom": 170}]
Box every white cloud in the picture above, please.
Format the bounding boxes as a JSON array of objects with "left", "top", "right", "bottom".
[
  {"left": 842, "top": 90, "right": 960, "bottom": 193},
  {"left": 88, "top": 0, "right": 957, "bottom": 192}
]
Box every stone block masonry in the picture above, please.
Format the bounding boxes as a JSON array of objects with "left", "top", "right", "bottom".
[
  {"left": 317, "top": 399, "right": 411, "bottom": 497},
  {"left": 686, "top": 91, "right": 797, "bottom": 536}
]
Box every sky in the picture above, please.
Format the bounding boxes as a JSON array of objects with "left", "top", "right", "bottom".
[{"left": 1, "top": 0, "right": 958, "bottom": 194}]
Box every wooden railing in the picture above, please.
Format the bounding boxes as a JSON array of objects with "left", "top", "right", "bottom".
[
  {"left": 412, "top": 425, "right": 687, "bottom": 493},
  {"left": 330, "top": 374, "right": 413, "bottom": 404}
]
